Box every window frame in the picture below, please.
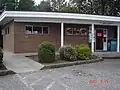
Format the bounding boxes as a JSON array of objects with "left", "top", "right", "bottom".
[
  {"left": 4, "top": 27, "right": 10, "bottom": 35},
  {"left": 2, "top": 29, "right": 5, "bottom": 35},
  {"left": 66, "top": 28, "right": 73, "bottom": 35},
  {"left": 42, "top": 26, "right": 49, "bottom": 35},
  {"left": 33, "top": 25, "right": 43, "bottom": 35},
  {"left": 80, "top": 28, "right": 87, "bottom": 35},
  {"left": 65, "top": 27, "right": 87, "bottom": 36},
  {"left": 25, "top": 25, "right": 33, "bottom": 34},
  {"left": 7, "top": 27, "right": 10, "bottom": 34},
  {"left": 25, "top": 25, "right": 49, "bottom": 35}
]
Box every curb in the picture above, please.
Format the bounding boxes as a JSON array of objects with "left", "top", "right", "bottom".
[
  {"left": 103, "top": 56, "right": 120, "bottom": 59},
  {"left": 0, "top": 70, "right": 16, "bottom": 76},
  {"left": 41, "top": 57, "right": 103, "bottom": 70}
]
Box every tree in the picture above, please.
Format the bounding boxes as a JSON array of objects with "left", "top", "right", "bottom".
[
  {"left": 51, "top": 0, "right": 67, "bottom": 11},
  {"left": 69, "top": 0, "right": 92, "bottom": 14},
  {"left": 0, "top": 0, "right": 119, "bottom": 17},
  {"left": 0, "top": 0, "right": 18, "bottom": 11},
  {"left": 18, "top": 0, "right": 35, "bottom": 11},
  {"left": 0, "top": 0, "right": 4, "bottom": 10},
  {"left": 69, "top": 0, "right": 120, "bottom": 16},
  {"left": 96, "top": 0, "right": 108, "bottom": 15},
  {"left": 59, "top": 1, "right": 77, "bottom": 13},
  {"left": 107, "top": 0, "right": 120, "bottom": 16},
  {"left": 92, "top": 0, "right": 120, "bottom": 16},
  {"left": 36, "top": 0, "right": 52, "bottom": 12}
]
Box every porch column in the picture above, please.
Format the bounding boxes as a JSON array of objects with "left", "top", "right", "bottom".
[
  {"left": 117, "top": 25, "right": 120, "bottom": 52},
  {"left": 61, "top": 22, "right": 64, "bottom": 47},
  {"left": 91, "top": 24, "right": 95, "bottom": 53}
]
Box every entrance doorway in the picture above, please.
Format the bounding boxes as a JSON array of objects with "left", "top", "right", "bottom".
[{"left": 95, "top": 28, "right": 107, "bottom": 51}]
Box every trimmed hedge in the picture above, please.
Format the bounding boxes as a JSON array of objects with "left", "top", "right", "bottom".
[
  {"left": 74, "top": 44, "right": 92, "bottom": 60},
  {"left": 38, "top": 42, "right": 55, "bottom": 63},
  {"left": 59, "top": 45, "right": 77, "bottom": 61},
  {"left": 0, "top": 48, "right": 3, "bottom": 64}
]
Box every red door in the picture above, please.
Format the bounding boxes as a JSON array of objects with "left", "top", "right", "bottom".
[{"left": 96, "top": 30, "right": 103, "bottom": 50}]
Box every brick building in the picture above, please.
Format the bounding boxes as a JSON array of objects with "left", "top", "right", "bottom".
[{"left": 0, "top": 11, "right": 120, "bottom": 53}]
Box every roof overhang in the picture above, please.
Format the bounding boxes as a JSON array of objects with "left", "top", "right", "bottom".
[{"left": 1, "top": 11, "right": 120, "bottom": 26}]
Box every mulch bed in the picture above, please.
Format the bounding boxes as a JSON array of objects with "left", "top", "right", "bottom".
[
  {"left": 0, "top": 64, "right": 7, "bottom": 70},
  {"left": 26, "top": 55, "right": 103, "bottom": 70},
  {"left": 26, "top": 55, "right": 99, "bottom": 65}
]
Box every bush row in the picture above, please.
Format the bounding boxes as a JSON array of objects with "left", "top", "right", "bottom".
[
  {"left": 38, "top": 42, "right": 92, "bottom": 63},
  {"left": 59, "top": 44, "right": 92, "bottom": 61},
  {"left": 59, "top": 45, "right": 77, "bottom": 61}
]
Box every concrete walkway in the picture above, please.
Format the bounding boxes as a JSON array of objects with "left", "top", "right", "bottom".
[
  {"left": 3, "top": 51, "right": 44, "bottom": 73},
  {"left": 94, "top": 52, "right": 120, "bottom": 58}
]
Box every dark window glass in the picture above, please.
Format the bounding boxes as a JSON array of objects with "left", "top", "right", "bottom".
[
  {"left": 7, "top": 28, "right": 9, "bottom": 34},
  {"left": 5, "top": 28, "right": 10, "bottom": 35},
  {"left": 76, "top": 30, "right": 80, "bottom": 35},
  {"left": 5, "top": 28, "right": 7, "bottom": 35},
  {"left": 43, "top": 27, "right": 49, "bottom": 34},
  {"left": 26, "top": 26, "right": 32, "bottom": 34},
  {"left": 80, "top": 28, "right": 87, "bottom": 35},
  {"left": 73, "top": 30, "right": 76, "bottom": 35},
  {"left": 33, "top": 26, "right": 42, "bottom": 34}
]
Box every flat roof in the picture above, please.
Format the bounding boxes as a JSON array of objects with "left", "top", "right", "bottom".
[{"left": 0, "top": 11, "right": 120, "bottom": 25}]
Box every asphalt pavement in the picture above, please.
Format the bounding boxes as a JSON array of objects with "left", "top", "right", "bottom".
[{"left": 1, "top": 59, "right": 120, "bottom": 90}]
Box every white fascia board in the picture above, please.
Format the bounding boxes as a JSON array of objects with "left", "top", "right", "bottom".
[
  {"left": 0, "top": 11, "right": 6, "bottom": 21},
  {"left": 14, "top": 17, "right": 120, "bottom": 26},
  {"left": 1, "top": 11, "right": 120, "bottom": 23}
]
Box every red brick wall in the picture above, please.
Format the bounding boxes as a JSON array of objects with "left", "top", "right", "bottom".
[
  {"left": 14, "top": 22, "right": 61, "bottom": 53},
  {"left": 3, "top": 22, "right": 91, "bottom": 53}
]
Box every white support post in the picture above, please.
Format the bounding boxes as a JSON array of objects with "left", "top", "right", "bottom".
[
  {"left": 91, "top": 24, "right": 94, "bottom": 53},
  {"left": 61, "top": 22, "right": 64, "bottom": 47},
  {"left": 117, "top": 25, "right": 120, "bottom": 52}
]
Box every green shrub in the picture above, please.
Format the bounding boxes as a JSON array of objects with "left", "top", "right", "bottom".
[
  {"left": 38, "top": 42, "right": 55, "bottom": 63},
  {"left": 59, "top": 45, "right": 77, "bottom": 61},
  {"left": 0, "top": 48, "right": 3, "bottom": 64},
  {"left": 74, "top": 44, "right": 92, "bottom": 60}
]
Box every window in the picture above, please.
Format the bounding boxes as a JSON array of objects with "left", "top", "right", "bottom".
[
  {"left": 80, "top": 28, "right": 87, "bottom": 35},
  {"left": 66, "top": 27, "right": 87, "bottom": 35},
  {"left": 33, "top": 26, "right": 42, "bottom": 34},
  {"left": 5, "top": 28, "right": 7, "bottom": 35},
  {"left": 43, "top": 27, "right": 49, "bottom": 34},
  {"left": 26, "top": 25, "right": 33, "bottom": 34},
  {"left": 3, "top": 27, "right": 10, "bottom": 35},
  {"left": 25, "top": 25, "right": 49, "bottom": 35},
  {"left": 7, "top": 27, "right": 9, "bottom": 34},
  {"left": 2, "top": 29, "right": 5, "bottom": 35},
  {"left": 66, "top": 28, "right": 73, "bottom": 35}
]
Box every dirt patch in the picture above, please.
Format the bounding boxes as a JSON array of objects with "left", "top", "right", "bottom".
[
  {"left": 26, "top": 55, "right": 98, "bottom": 65},
  {"left": 26, "top": 55, "right": 71, "bottom": 65}
]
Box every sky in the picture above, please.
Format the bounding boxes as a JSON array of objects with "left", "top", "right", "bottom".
[{"left": 34, "top": 0, "right": 41, "bottom": 4}]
